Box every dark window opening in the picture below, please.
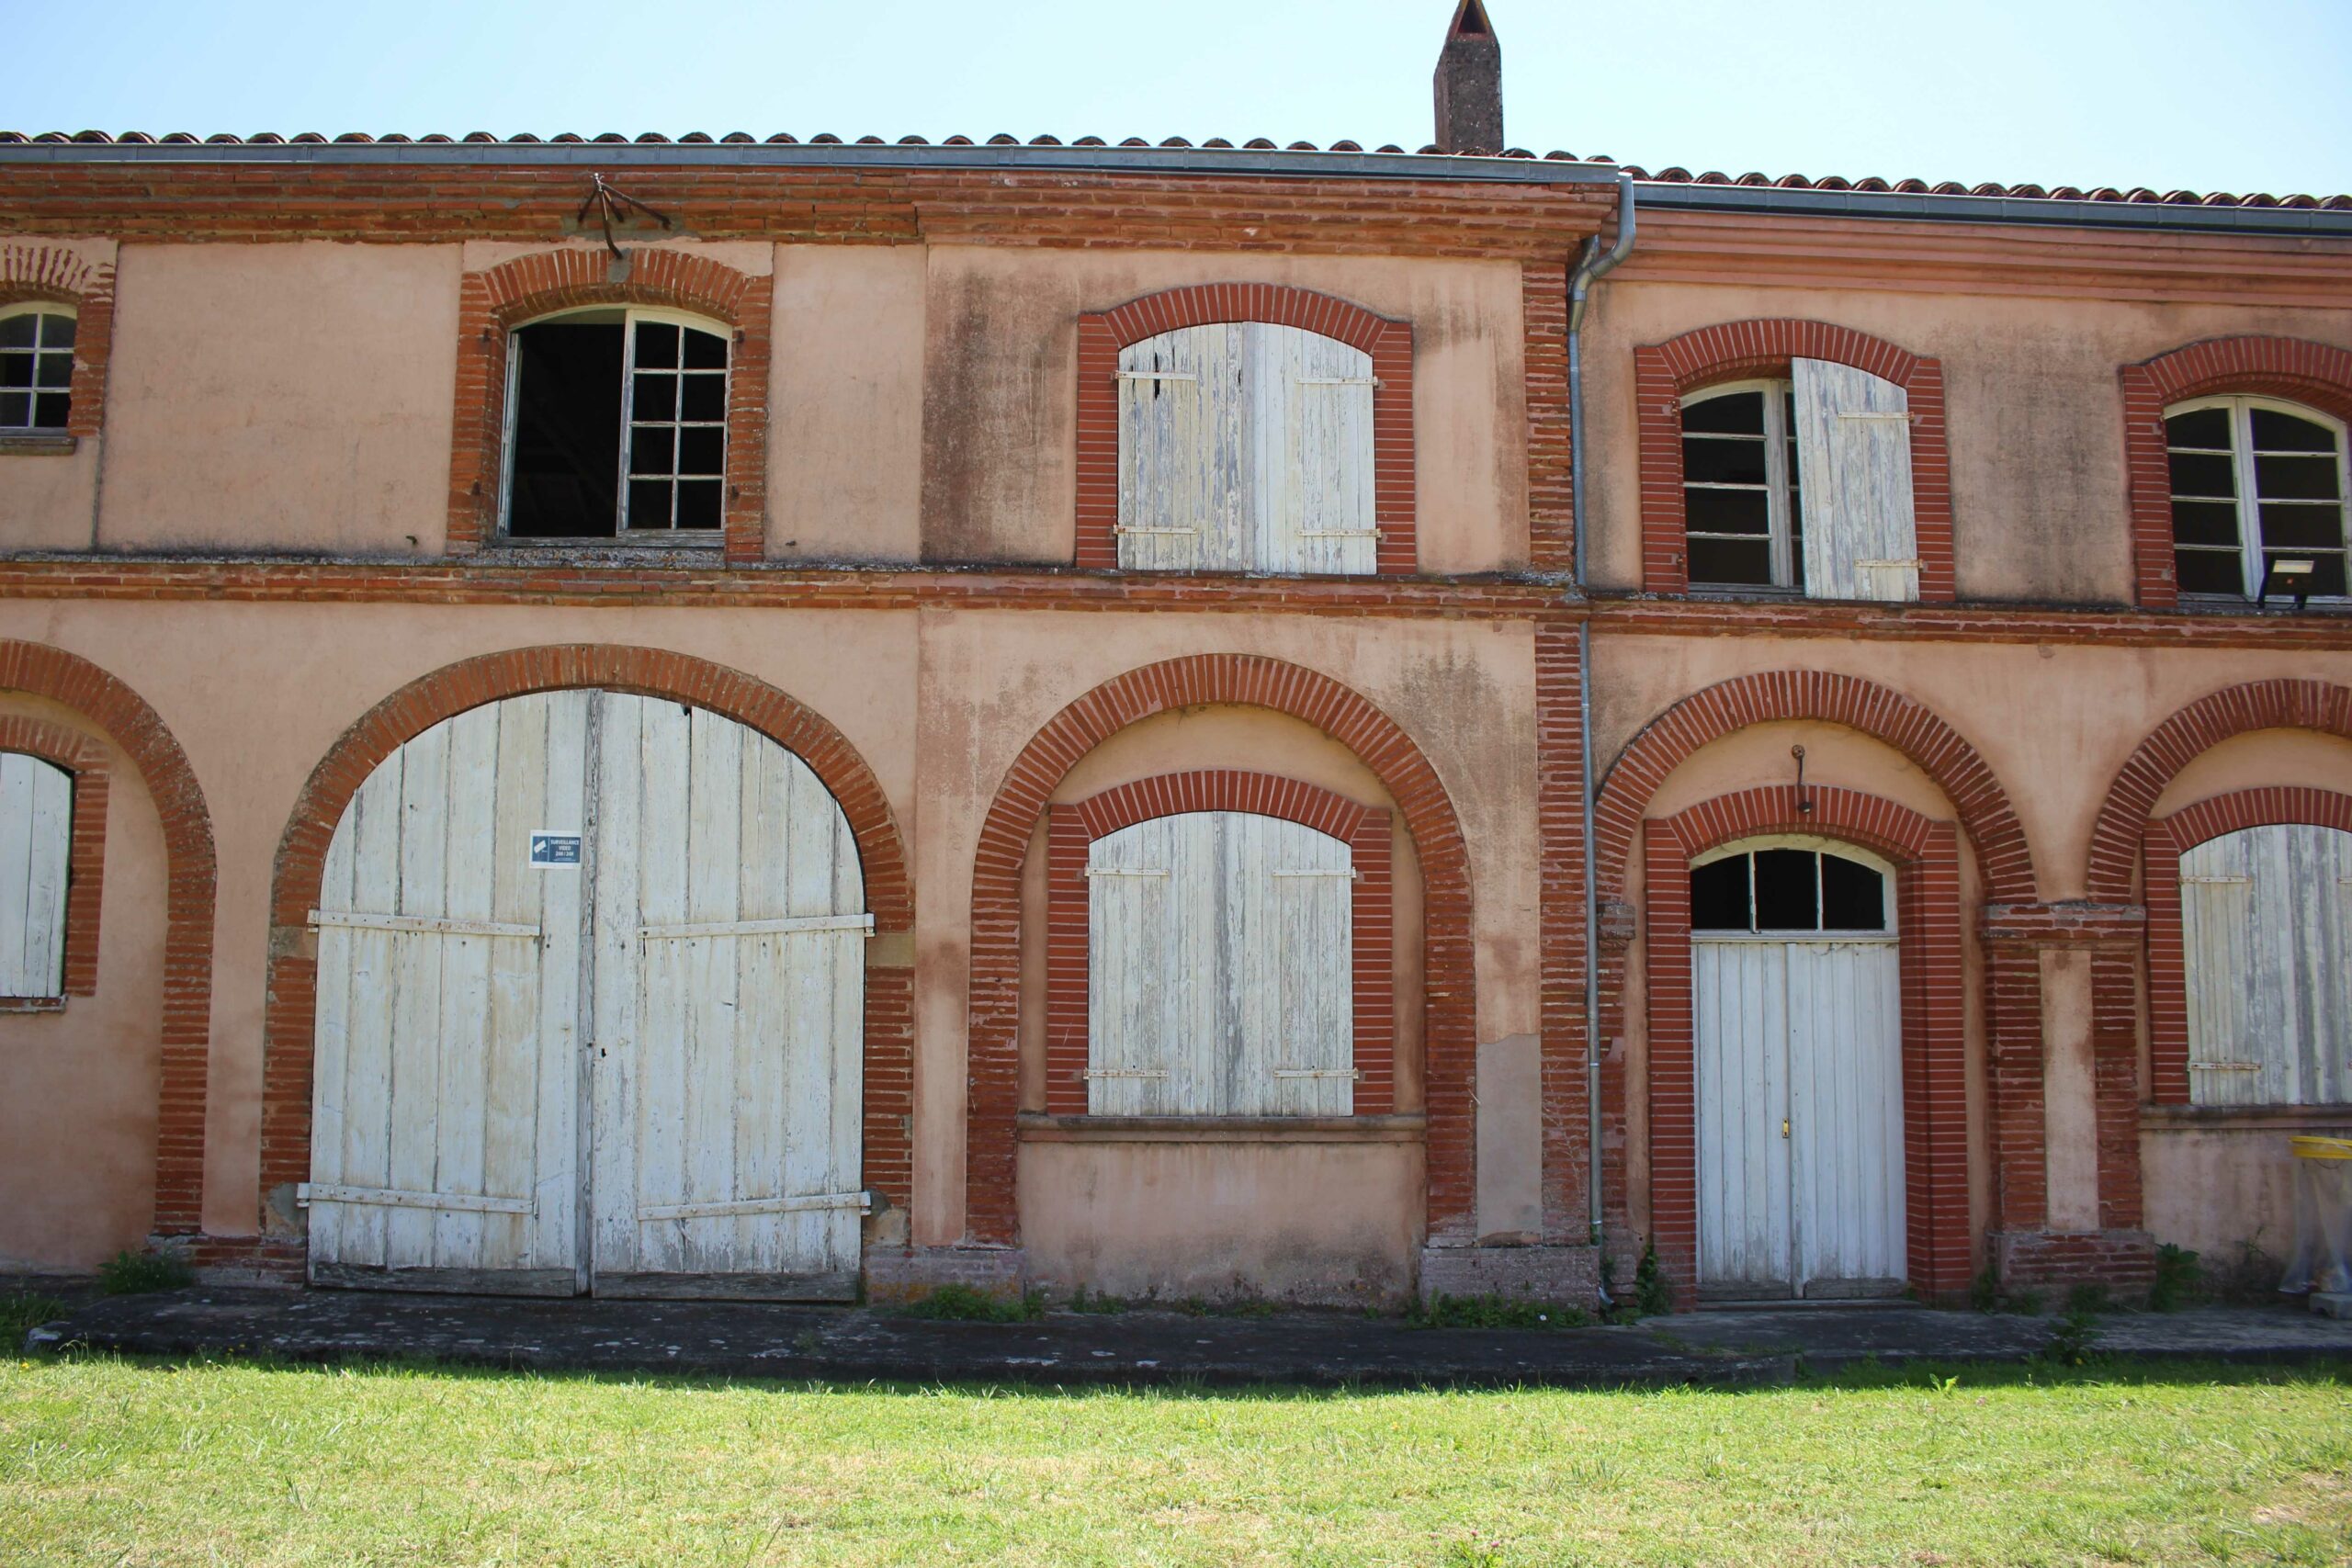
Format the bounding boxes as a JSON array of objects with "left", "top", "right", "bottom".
[
  {"left": 1682, "top": 384, "right": 1804, "bottom": 591},
  {"left": 0, "top": 310, "right": 76, "bottom": 433},
  {"left": 1690, "top": 846, "right": 1887, "bottom": 934},
  {"left": 2166, "top": 400, "right": 2348, "bottom": 602},
  {"left": 504, "top": 313, "right": 728, "bottom": 541}
]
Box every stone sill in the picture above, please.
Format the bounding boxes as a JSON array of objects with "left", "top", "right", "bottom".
[
  {"left": 483, "top": 537, "right": 724, "bottom": 569},
  {"left": 1017, "top": 1112, "right": 1425, "bottom": 1145},
  {"left": 0, "top": 434, "right": 76, "bottom": 457},
  {"left": 2143, "top": 1103, "right": 2352, "bottom": 1133},
  {"left": 0, "top": 996, "right": 67, "bottom": 1014}
]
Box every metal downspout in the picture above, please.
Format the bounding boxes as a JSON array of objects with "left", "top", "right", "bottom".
[{"left": 1566, "top": 174, "right": 1635, "bottom": 1250}]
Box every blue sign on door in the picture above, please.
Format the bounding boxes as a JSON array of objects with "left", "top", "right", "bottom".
[{"left": 529, "top": 831, "right": 582, "bottom": 868}]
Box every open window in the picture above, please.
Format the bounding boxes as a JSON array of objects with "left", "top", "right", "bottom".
[
  {"left": 2165, "top": 397, "right": 2348, "bottom": 603},
  {"left": 1117, "top": 322, "right": 1377, "bottom": 575},
  {"left": 0, "top": 751, "right": 74, "bottom": 999},
  {"left": 1086, "top": 810, "right": 1356, "bottom": 1114},
  {"left": 1681, "top": 359, "right": 1919, "bottom": 601},
  {"left": 0, "top": 305, "right": 76, "bottom": 435},
  {"left": 502, "top": 309, "right": 729, "bottom": 542}
]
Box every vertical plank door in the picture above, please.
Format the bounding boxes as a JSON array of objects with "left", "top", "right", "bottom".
[
  {"left": 589, "top": 694, "right": 869, "bottom": 1299},
  {"left": 1787, "top": 939, "right": 1906, "bottom": 1295},
  {"left": 303, "top": 693, "right": 588, "bottom": 1293},
  {"left": 1692, "top": 940, "right": 1793, "bottom": 1297}
]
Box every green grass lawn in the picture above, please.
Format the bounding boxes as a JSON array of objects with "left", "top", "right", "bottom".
[{"left": 3, "top": 1352, "right": 2347, "bottom": 1566}]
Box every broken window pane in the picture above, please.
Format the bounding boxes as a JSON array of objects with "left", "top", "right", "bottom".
[{"left": 506, "top": 321, "right": 624, "bottom": 538}]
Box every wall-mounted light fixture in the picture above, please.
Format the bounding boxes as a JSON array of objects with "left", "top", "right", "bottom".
[{"left": 2259, "top": 557, "right": 2315, "bottom": 612}]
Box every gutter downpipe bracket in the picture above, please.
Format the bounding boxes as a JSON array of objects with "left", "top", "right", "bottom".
[{"left": 1566, "top": 173, "right": 1635, "bottom": 1257}]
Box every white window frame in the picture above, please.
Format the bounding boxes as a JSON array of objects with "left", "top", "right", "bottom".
[
  {"left": 1680, "top": 379, "right": 1802, "bottom": 592},
  {"left": 0, "top": 301, "right": 78, "bottom": 435},
  {"left": 498, "top": 305, "right": 731, "bottom": 545},
  {"left": 1689, "top": 834, "right": 1897, "bottom": 942},
  {"left": 2165, "top": 394, "right": 2351, "bottom": 604}
]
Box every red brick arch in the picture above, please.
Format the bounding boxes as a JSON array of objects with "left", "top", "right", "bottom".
[
  {"left": 255, "top": 644, "right": 914, "bottom": 1240},
  {"left": 1044, "top": 770, "right": 1395, "bottom": 1117},
  {"left": 1075, "top": 284, "right": 1417, "bottom": 574},
  {"left": 2122, "top": 338, "right": 2352, "bottom": 608},
  {"left": 0, "top": 641, "right": 215, "bottom": 1235},
  {"left": 2143, "top": 787, "right": 2352, "bottom": 1107},
  {"left": 1634, "top": 319, "right": 1953, "bottom": 600},
  {"left": 445, "top": 246, "right": 773, "bottom": 562},
  {"left": 965, "top": 655, "right": 1473, "bottom": 1245},
  {"left": 1641, "top": 785, "right": 1972, "bottom": 1298},
  {"left": 1, "top": 241, "right": 118, "bottom": 439},
  {"left": 0, "top": 715, "right": 110, "bottom": 1000}
]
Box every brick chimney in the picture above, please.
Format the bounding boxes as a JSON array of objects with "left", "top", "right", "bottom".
[{"left": 1432, "top": 0, "right": 1503, "bottom": 156}]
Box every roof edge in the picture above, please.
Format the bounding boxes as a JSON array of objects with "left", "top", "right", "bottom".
[{"left": 1634, "top": 178, "right": 2352, "bottom": 237}]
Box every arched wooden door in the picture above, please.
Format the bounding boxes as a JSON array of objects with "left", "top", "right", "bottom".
[{"left": 303, "top": 691, "right": 867, "bottom": 1298}]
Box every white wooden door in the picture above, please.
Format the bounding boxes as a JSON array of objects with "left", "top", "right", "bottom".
[
  {"left": 1088, "top": 810, "right": 1354, "bottom": 1116},
  {"left": 0, "top": 752, "right": 74, "bottom": 998},
  {"left": 1117, "top": 323, "right": 1376, "bottom": 576},
  {"left": 2181, "top": 824, "right": 2352, "bottom": 1107},
  {"left": 1792, "top": 356, "right": 1918, "bottom": 603},
  {"left": 1694, "top": 936, "right": 1905, "bottom": 1297},
  {"left": 307, "top": 691, "right": 867, "bottom": 1298},
  {"left": 305, "top": 694, "right": 590, "bottom": 1293},
  {"left": 588, "top": 695, "right": 869, "bottom": 1298}
]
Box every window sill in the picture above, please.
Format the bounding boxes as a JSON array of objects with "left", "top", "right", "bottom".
[
  {"left": 2143, "top": 1102, "right": 2352, "bottom": 1132},
  {"left": 1017, "top": 1112, "right": 1425, "bottom": 1145},
  {"left": 2175, "top": 592, "right": 2349, "bottom": 616},
  {"left": 486, "top": 536, "right": 724, "bottom": 569},
  {"left": 0, "top": 434, "right": 76, "bottom": 457},
  {"left": 0, "top": 996, "right": 67, "bottom": 1015}
]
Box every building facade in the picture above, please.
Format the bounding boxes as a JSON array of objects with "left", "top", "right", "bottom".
[{"left": 3, "top": 12, "right": 2348, "bottom": 1307}]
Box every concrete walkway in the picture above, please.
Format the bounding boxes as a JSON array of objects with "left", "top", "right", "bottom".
[{"left": 20, "top": 1287, "right": 2352, "bottom": 1388}]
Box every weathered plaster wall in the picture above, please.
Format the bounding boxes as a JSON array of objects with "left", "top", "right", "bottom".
[
  {"left": 767, "top": 243, "right": 926, "bottom": 563},
  {"left": 0, "top": 694, "right": 166, "bottom": 1269},
  {"left": 1581, "top": 281, "right": 2352, "bottom": 603},
  {"left": 2143, "top": 1122, "right": 2349, "bottom": 1268},
  {"left": 919, "top": 246, "right": 1529, "bottom": 570},
  {"left": 2149, "top": 729, "right": 2352, "bottom": 820},
  {"left": 97, "top": 243, "right": 461, "bottom": 555},
  {"left": 0, "top": 444, "right": 98, "bottom": 552}
]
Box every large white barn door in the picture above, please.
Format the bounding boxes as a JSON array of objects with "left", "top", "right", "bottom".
[
  {"left": 2182, "top": 824, "right": 2352, "bottom": 1107},
  {"left": 1694, "top": 935, "right": 1904, "bottom": 1298},
  {"left": 589, "top": 695, "right": 869, "bottom": 1298},
  {"left": 308, "top": 690, "right": 867, "bottom": 1299},
  {"left": 305, "top": 694, "right": 590, "bottom": 1293}
]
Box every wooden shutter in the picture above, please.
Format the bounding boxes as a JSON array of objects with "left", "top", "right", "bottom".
[
  {"left": 1117, "top": 326, "right": 1243, "bottom": 571},
  {"left": 1792, "top": 357, "right": 1919, "bottom": 602},
  {"left": 305, "top": 694, "right": 589, "bottom": 1292},
  {"left": 2182, "top": 824, "right": 2352, "bottom": 1107},
  {"left": 590, "top": 694, "right": 868, "bottom": 1297},
  {"left": 1087, "top": 810, "right": 1354, "bottom": 1116},
  {"left": 0, "top": 752, "right": 72, "bottom": 998},
  {"left": 1252, "top": 326, "right": 1377, "bottom": 575}
]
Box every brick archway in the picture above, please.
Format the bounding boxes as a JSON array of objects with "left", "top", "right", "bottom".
[
  {"left": 256, "top": 645, "right": 913, "bottom": 1241},
  {"left": 2122, "top": 338, "right": 2352, "bottom": 608},
  {"left": 445, "top": 247, "right": 773, "bottom": 561},
  {"left": 1633, "top": 319, "right": 1954, "bottom": 600},
  {"left": 1045, "top": 770, "right": 1396, "bottom": 1117},
  {"left": 965, "top": 655, "right": 1474, "bottom": 1245},
  {"left": 1594, "top": 671, "right": 2043, "bottom": 1239},
  {"left": 0, "top": 642, "right": 214, "bottom": 1235},
  {"left": 1642, "top": 785, "right": 1970, "bottom": 1297},
  {"left": 1075, "top": 283, "right": 1417, "bottom": 574},
  {"left": 2144, "top": 786, "right": 2352, "bottom": 1107}
]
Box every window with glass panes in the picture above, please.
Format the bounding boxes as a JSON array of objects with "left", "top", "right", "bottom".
[
  {"left": 0, "top": 307, "right": 75, "bottom": 434},
  {"left": 1679, "top": 381, "right": 1804, "bottom": 589},
  {"left": 502, "top": 309, "right": 728, "bottom": 540},
  {"left": 1690, "top": 844, "right": 1888, "bottom": 934},
  {"left": 2165, "top": 397, "right": 2349, "bottom": 600}
]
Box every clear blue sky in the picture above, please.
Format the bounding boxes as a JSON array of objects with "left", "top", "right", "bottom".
[{"left": 9, "top": 0, "right": 2349, "bottom": 197}]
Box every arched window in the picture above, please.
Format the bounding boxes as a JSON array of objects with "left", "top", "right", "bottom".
[
  {"left": 503, "top": 308, "right": 729, "bottom": 540},
  {"left": 1679, "top": 381, "right": 1804, "bottom": 591},
  {"left": 1690, "top": 842, "right": 1890, "bottom": 934},
  {"left": 2165, "top": 397, "right": 2348, "bottom": 602},
  {"left": 1086, "top": 809, "right": 1356, "bottom": 1115},
  {"left": 0, "top": 304, "right": 76, "bottom": 435},
  {"left": 1117, "top": 323, "right": 1377, "bottom": 575}
]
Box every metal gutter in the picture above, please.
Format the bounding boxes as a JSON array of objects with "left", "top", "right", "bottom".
[{"left": 1632, "top": 179, "right": 2352, "bottom": 237}]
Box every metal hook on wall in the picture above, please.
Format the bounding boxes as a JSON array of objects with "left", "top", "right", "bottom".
[
  {"left": 1792, "top": 743, "right": 1813, "bottom": 814},
  {"left": 577, "top": 172, "right": 675, "bottom": 260}
]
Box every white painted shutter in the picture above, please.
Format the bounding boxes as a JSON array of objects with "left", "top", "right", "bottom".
[
  {"left": 1120, "top": 324, "right": 1374, "bottom": 576},
  {"left": 590, "top": 695, "right": 867, "bottom": 1295},
  {"left": 0, "top": 753, "right": 72, "bottom": 998},
  {"left": 1087, "top": 810, "right": 1353, "bottom": 1116},
  {"left": 1252, "top": 326, "right": 1377, "bottom": 575},
  {"left": 2182, "top": 825, "right": 2352, "bottom": 1107},
  {"left": 1792, "top": 357, "right": 1918, "bottom": 602},
  {"left": 306, "top": 694, "right": 589, "bottom": 1291}
]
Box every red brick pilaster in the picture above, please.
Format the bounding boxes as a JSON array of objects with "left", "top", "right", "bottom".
[
  {"left": 2120, "top": 338, "right": 2352, "bottom": 609},
  {"left": 1534, "top": 625, "right": 1589, "bottom": 1238},
  {"left": 1633, "top": 321, "right": 1953, "bottom": 601},
  {"left": 1073, "top": 285, "right": 1416, "bottom": 575},
  {"left": 1523, "top": 262, "right": 1574, "bottom": 574},
  {"left": 445, "top": 247, "right": 772, "bottom": 563}
]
